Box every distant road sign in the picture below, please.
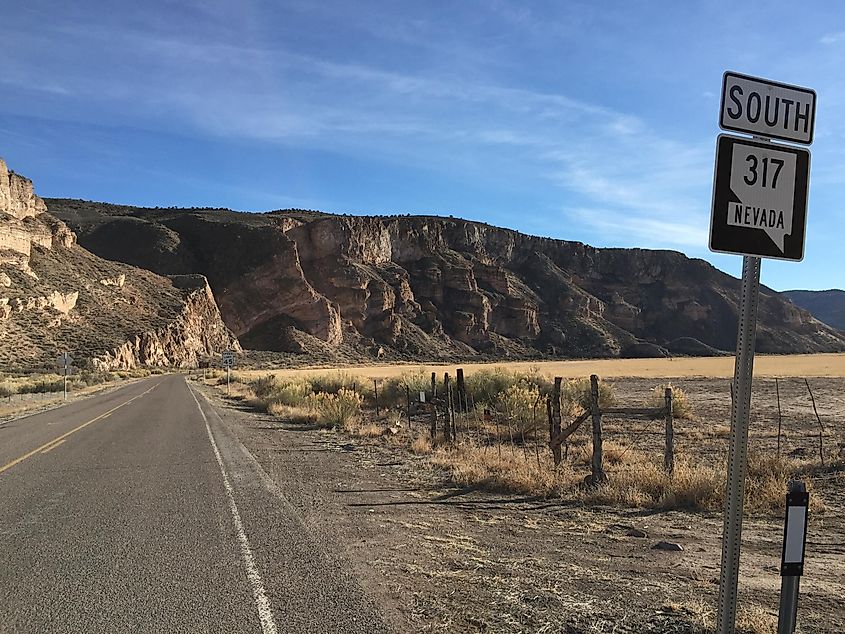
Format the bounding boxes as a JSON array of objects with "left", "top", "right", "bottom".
[
  {"left": 221, "top": 351, "right": 235, "bottom": 368},
  {"left": 710, "top": 134, "right": 810, "bottom": 261},
  {"left": 57, "top": 353, "right": 74, "bottom": 370},
  {"left": 720, "top": 71, "right": 816, "bottom": 145}
]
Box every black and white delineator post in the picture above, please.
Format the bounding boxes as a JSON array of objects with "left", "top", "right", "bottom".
[
  {"left": 777, "top": 480, "right": 809, "bottom": 634},
  {"left": 710, "top": 71, "right": 815, "bottom": 634}
]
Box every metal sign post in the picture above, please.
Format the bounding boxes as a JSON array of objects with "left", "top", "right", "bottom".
[
  {"left": 57, "top": 352, "right": 73, "bottom": 401},
  {"left": 716, "top": 255, "right": 761, "bottom": 632},
  {"left": 710, "top": 71, "right": 815, "bottom": 633},
  {"left": 221, "top": 350, "right": 234, "bottom": 395}
]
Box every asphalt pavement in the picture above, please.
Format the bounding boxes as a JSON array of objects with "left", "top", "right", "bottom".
[{"left": 0, "top": 375, "right": 389, "bottom": 633}]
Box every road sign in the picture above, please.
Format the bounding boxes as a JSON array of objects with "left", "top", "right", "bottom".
[
  {"left": 720, "top": 71, "right": 816, "bottom": 144},
  {"left": 710, "top": 134, "right": 810, "bottom": 261},
  {"left": 221, "top": 350, "right": 234, "bottom": 368},
  {"left": 713, "top": 71, "right": 816, "bottom": 634},
  {"left": 57, "top": 352, "right": 73, "bottom": 369}
]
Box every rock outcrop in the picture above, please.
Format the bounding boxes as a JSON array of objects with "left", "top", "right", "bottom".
[
  {"left": 0, "top": 158, "right": 239, "bottom": 371},
  {"left": 48, "top": 200, "right": 845, "bottom": 361},
  {"left": 783, "top": 289, "right": 845, "bottom": 331}
]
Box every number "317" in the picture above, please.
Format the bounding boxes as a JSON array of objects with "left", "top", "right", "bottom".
[{"left": 745, "top": 155, "right": 784, "bottom": 188}]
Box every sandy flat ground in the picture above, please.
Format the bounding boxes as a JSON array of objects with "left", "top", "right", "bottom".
[{"left": 234, "top": 353, "right": 845, "bottom": 381}]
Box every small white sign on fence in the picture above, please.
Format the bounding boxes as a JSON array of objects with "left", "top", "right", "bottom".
[{"left": 419, "top": 391, "right": 426, "bottom": 403}]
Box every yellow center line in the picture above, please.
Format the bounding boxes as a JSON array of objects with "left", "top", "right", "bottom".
[
  {"left": 40, "top": 439, "right": 66, "bottom": 454},
  {"left": 0, "top": 382, "right": 159, "bottom": 475}
]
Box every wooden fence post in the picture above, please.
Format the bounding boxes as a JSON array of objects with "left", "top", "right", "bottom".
[
  {"left": 443, "top": 373, "right": 453, "bottom": 442},
  {"left": 590, "top": 374, "right": 606, "bottom": 484},
  {"left": 775, "top": 377, "right": 782, "bottom": 459},
  {"left": 664, "top": 387, "right": 674, "bottom": 474},
  {"left": 406, "top": 385, "right": 412, "bottom": 428},
  {"left": 430, "top": 372, "right": 437, "bottom": 439},
  {"left": 374, "top": 379, "right": 380, "bottom": 417},
  {"left": 456, "top": 368, "right": 467, "bottom": 413},
  {"left": 551, "top": 377, "right": 563, "bottom": 465}
]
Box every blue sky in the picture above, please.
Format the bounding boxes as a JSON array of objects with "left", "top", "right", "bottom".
[{"left": 2, "top": 1, "right": 844, "bottom": 291}]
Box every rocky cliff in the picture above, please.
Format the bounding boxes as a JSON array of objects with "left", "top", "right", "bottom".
[
  {"left": 47, "top": 200, "right": 845, "bottom": 361},
  {"left": 783, "top": 289, "right": 845, "bottom": 331},
  {"left": 0, "top": 159, "right": 239, "bottom": 371}
]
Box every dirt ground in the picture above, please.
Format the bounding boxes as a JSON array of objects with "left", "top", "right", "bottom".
[{"left": 200, "top": 373, "right": 845, "bottom": 633}]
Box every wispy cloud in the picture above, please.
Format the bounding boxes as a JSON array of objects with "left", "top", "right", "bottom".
[{"left": 820, "top": 31, "right": 845, "bottom": 44}]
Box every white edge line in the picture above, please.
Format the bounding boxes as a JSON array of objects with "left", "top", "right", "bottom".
[{"left": 187, "top": 381, "right": 279, "bottom": 634}]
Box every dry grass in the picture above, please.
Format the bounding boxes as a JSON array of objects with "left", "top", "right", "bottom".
[
  {"left": 266, "top": 401, "right": 318, "bottom": 425},
  {"left": 347, "top": 422, "right": 386, "bottom": 438},
  {"left": 666, "top": 599, "right": 777, "bottom": 633},
  {"left": 231, "top": 353, "right": 845, "bottom": 382},
  {"left": 411, "top": 433, "right": 434, "bottom": 455},
  {"left": 430, "top": 442, "right": 577, "bottom": 496}
]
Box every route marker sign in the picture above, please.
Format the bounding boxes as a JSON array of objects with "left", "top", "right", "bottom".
[
  {"left": 712, "top": 71, "right": 816, "bottom": 634},
  {"left": 720, "top": 71, "right": 816, "bottom": 144},
  {"left": 710, "top": 134, "right": 810, "bottom": 261}
]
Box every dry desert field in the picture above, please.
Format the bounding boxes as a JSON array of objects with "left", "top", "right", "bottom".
[{"left": 199, "top": 353, "right": 845, "bottom": 633}]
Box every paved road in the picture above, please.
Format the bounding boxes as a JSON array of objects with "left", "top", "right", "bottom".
[{"left": 0, "top": 375, "right": 388, "bottom": 633}]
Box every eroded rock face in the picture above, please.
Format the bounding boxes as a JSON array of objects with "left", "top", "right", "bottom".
[
  {"left": 0, "top": 159, "right": 47, "bottom": 220},
  {"left": 47, "top": 200, "right": 845, "bottom": 359},
  {"left": 94, "top": 276, "right": 241, "bottom": 370},
  {"left": 0, "top": 158, "right": 240, "bottom": 371}
]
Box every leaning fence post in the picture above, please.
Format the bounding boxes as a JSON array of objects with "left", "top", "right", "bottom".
[
  {"left": 590, "top": 374, "right": 606, "bottom": 484},
  {"left": 551, "top": 377, "right": 563, "bottom": 465},
  {"left": 430, "top": 372, "right": 437, "bottom": 438},
  {"left": 664, "top": 387, "right": 675, "bottom": 474}
]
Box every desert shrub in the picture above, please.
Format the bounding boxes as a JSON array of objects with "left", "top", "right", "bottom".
[
  {"left": 309, "top": 372, "right": 359, "bottom": 395},
  {"left": 250, "top": 375, "right": 278, "bottom": 400},
  {"left": 498, "top": 384, "right": 541, "bottom": 429},
  {"left": 463, "top": 367, "right": 552, "bottom": 408},
  {"left": 0, "top": 382, "right": 16, "bottom": 399},
  {"left": 78, "top": 370, "right": 115, "bottom": 387},
  {"left": 464, "top": 368, "right": 520, "bottom": 406},
  {"left": 272, "top": 380, "right": 314, "bottom": 406},
  {"left": 306, "top": 387, "right": 363, "bottom": 428},
  {"left": 380, "top": 369, "right": 436, "bottom": 407},
  {"left": 650, "top": 383, "right": 694, "bottom": 419},
  {"left": 562, "top": 377, "right": 615, "bottom": 413},
  {"left": 18, "top": 378, "right": 64, "bottom": 394}
]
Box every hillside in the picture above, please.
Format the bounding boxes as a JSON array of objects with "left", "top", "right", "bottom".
[
  {"left": 783, "top": 289, "right": 845, "bottom": 331},
  {"left": 0, "top": 159, "right": 239, "bottom": 371},
  {"left": 47, "top": 198, "right": 845, "bottom": 362}
]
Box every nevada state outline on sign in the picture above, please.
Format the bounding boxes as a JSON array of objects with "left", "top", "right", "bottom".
[{"left": 710, "top": 134, "right": 810, "bottom": 261}]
